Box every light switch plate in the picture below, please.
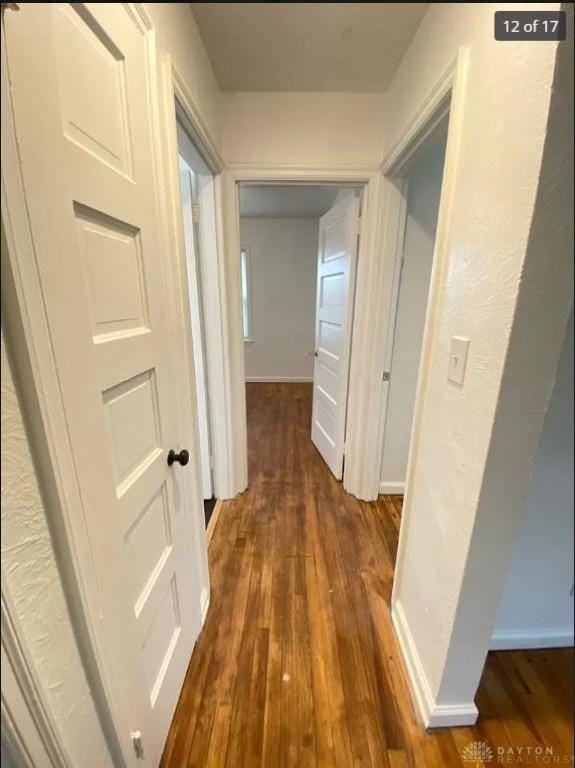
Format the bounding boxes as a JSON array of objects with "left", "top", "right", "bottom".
[{"left": 448, "top": 336, "right": 470, "bottom": 386}]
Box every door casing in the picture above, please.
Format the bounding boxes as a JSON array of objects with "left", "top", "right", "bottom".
[
  {"left": 178, "top": 155, "right": 214, "bottom": 500},
  {"left": 160, "top": 56, "right": 234, "bottom": 502},
  {"left": 377, "top": 50, "right": 468, "bottom": 613},
  {"left": 224, "top": 171, "right": 382, "bottom": 499}
]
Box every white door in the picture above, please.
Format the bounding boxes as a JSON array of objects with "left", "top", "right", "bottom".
[
  {"left": 5, "top": 5, "right": 204, "bottom": 765},
  {"left": 311, "top": 194, "right": 360, "bottom": 479},
  {"left": 179, "top": 158, "right": 213, "bottom": 500}
]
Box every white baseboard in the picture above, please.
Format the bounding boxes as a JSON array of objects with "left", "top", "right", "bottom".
[
  {"left": 379, "top": 481, "right": 405, "bottom": 495},
  {"left": 426, "top": 702, "right": 480, "bottom": 728},
  {"left": 200, "top": 587, "right": 210, "bottom": 625},
  {"left": 392, "top": 600, "right": 478, "bottom": 728},
  {"left": 490, "top": 628, "right": 574, "bottom": 651},
  {"left": 245, "top": 376, "right": 313, "bottom": 383}
]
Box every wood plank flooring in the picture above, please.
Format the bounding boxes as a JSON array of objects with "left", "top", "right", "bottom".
[{"left": 160, "top": 382, "right": 574, "bottom": 767}]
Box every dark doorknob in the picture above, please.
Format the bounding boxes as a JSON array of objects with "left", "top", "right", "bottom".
[{"left": 167, "top": 449, "right": 190, "bottom": 467}]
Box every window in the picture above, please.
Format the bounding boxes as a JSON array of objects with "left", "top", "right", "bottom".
[{"left": 240, "top": 247, "right": 252, "bottom": 342}]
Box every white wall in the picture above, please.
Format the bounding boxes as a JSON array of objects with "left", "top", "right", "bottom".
[
  {"left": 387, "top": 1, "right": 572, "bottom": 725},
  {"left": 380, "top": 140, "right": 446, "bottom": 492},
  {"left": 241, "top": 218, "right": 318, "bottom": 381},
  {"left": 1, "top": 326, "right": 113, "bottom": 767},
  {"left": 492, "top": 311, "right": 574, "bottom": 649},
  {"left": 222, "top": 92, "right": 386, "bottom": 167}
]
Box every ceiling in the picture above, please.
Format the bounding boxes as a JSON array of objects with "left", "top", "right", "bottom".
[
  {"left": 239, "top": 185, "right": 343, "bottom": 219},
  {"left": 190, "top": 3, "right": 429, "bottom": 93}
]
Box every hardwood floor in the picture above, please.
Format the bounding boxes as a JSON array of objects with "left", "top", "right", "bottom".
[{"left": 160, "top": 383, "right": 574, "bottom": 767}]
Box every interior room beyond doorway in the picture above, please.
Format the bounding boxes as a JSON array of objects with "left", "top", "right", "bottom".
[{"left": 238, "top": 183, "right": 362, "bottom": 483}]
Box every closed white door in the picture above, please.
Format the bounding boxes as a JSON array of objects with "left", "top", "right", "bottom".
[
  {"left": 311, "top": 195, "right": 360, "bottom": 479},
  {"left": 179, "top": 158, "right": 213, "bottom": 500},
  {"left": 6, "top": 4, "right": 204, "bottom": 765}
]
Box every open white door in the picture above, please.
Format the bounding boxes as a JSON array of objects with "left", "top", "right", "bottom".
[
  {"left": 5, "top": 5, "right": 204, "bottom": 765},
  {"left": 311, "top": 194, "right": 360, "bottom": 479},
  {"left": 178, "top": 158, "right": 213, "bottom": 501}
]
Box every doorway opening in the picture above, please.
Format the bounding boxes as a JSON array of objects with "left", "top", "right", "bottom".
[
  {"left": 176, "top": 111, "right": 219, "bottom": 527},
  {"left": 379, "top": 122, "right": 448, "bottom": 499},
  {"left": 237, "top": 183, "right": 363, "bottom": 485},
  {"left": 371, "top": 116, "right": 450, "bottom": 610}
]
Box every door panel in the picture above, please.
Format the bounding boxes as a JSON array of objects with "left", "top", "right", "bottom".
[
  {"left": 6, "top": 5, "right": 203, "bottom": 764},
  {"left": 311, "top": 195, "right": 360, "bottom": 479},
  {"left": 55, "top": 4, "right": 133, "bottom": 177}
]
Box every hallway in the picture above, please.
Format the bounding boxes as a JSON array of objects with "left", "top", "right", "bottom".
[{"left": 160, "top": 384, "right": 574, "bottom": 767}]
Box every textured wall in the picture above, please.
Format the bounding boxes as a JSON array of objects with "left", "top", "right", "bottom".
[
  {"left": 388, "top": 1, "right": 571, "bottom": 716},
  {"left": 494, "top": 311, "right": 574, "bottom": 645},
  {"left": 1, "top": 742, "right": 17, "bottom": 768},
  {"left": 1, "top": 327, "right": 113, "bottom": 766}
]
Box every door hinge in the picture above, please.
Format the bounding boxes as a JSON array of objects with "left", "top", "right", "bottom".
[
  {"left": 356, "top": 217, "right": 362, "bottom": 235},
  {"left": 131, "top": 731, "right": 145, "bottom": 760},
  {"left": 382, "top": 371, "right": 390, "bottom": 382},
  {"left": 191, "top": 201, "right": 201, "bottom": 225}
]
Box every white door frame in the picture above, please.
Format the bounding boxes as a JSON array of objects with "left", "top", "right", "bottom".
[
  {"left": 375, "top": 79, "right": 455, "bottom": 498},
  {"left": 223, "top": 169, "right": 384, "bottom": 495},
  {"left": 372, "top": 50, "right": 469, "bottom": 612},
  {"left": 159, "top": 55, "right": 236, "bottom": 502},
  {"left": 177, "top": 156, "right": 214, "bottom": 499}
]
